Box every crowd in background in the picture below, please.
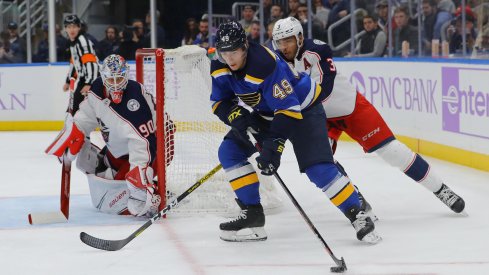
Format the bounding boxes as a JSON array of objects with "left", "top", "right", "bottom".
[{"left": 2, "top": 0, "right": 489, "bottom": 63}]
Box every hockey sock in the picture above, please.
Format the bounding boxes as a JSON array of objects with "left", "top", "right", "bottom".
[
  {"left": 219, "top": 139, "right": 261, "bottom": 205},
  {"left": 305, "top": 163, "right": 361, "bottom": 220},
  {"left": 225, "top": 162, "right": 261, "bottom": 205},
  {"left": 376, "top": 140, "right": 443, "bottom": 192}
]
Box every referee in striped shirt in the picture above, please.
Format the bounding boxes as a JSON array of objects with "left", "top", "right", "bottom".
[{"left": 62, "top": 14, "right": 100, "bottom": 114}]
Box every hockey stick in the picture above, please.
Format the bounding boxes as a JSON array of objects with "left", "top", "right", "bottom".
[
  {"left": 248, "top": 134, "right": 347, "bottom": 273},
  {"left": 28, "top": 153, "right": 71, "bottom": 225},
  {"left": 80, "top": 163, "right": 223, "bottom": 251},
  {"left": 272, "top": 171, "right": 347, "bottom": 273}
]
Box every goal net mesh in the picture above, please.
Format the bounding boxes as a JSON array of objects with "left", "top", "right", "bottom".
[{"left": 135, "top": 46, "right": 282, "bottom": 215}]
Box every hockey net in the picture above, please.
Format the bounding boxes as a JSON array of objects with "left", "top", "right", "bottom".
[{"left": 135, "top": 46, "right": 282, "bottom": 215}]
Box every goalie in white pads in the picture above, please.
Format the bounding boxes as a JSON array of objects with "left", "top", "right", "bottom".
[
  {"left": 272, "top": 17, "right": 465, "bottom": 215},
  {"left": 46, "top": 54, "right": 161, "bottom": 217}
]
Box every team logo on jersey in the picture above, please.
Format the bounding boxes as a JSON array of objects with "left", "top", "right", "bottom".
[
  {"left": 127, "top": 99, "right": 140, "bottom": 111},
  {"left": 313, "top": 39, "right": 325, "bottom": 45}
]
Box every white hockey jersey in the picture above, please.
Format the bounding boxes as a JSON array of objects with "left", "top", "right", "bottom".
[
  {"left": 288, "top": 39, "right": 357, "bottom": 118},
  {"left": 74, "top": 78, "right": 157, "bottom": 170}
]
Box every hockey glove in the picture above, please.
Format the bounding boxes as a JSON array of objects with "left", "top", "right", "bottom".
[
  {"left": 45, "top": 113, "right": 85, "bottom": 160},
  {"left": 256, "top": 138, "right": 285, "bottom": 176},
  {"left": 227, "top": 105, "right": 253, "bottom": 132},
  {"left": 125, "top": 166, "right": 160, "bottom": 217}
]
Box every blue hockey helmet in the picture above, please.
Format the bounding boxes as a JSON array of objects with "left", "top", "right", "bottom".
[{"left": 215, "top": 21, "right": 247, "bottom": 52}]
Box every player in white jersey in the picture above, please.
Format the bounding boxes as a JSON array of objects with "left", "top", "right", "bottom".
[
  {"left": 272, "top": 17, "right": 465, "bottom": 214},
  {"left": 46, "top": 54, "right": 161, "bottom": 217}
]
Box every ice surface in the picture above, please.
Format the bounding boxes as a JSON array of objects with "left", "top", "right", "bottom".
[{"left": 1, "top": 132, "right": 488, "bottom": 275}]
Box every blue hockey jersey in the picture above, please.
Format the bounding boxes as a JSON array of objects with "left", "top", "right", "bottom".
[{"left": 210, "top": 42, "right": 324, "bottom": 120}]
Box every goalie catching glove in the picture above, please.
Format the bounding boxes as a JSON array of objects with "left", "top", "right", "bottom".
[
  {"left": 125, "top": 166, "right": 161, "bottom": 217},
  {"left": 45, "top": 113, "right": 85, "bottom": 160},
  {"left": 256, "top": 138, "right": 285, "bottom": 175}
]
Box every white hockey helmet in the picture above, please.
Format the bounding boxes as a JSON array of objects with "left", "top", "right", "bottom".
[
  {"left": 272, "top": 17, "right": 304, "bottom": 55},
  {"left": 101, "top": 54, "right": 130, "bottom": 104}
]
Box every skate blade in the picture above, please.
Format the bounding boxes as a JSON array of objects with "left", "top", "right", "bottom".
[
  {"left": 220, "top": 227, "right": 267, "bottom": 242},
  {"left": 459, "top": 210, "right": 468, "bottom": 217},
  {"left": 361, "top": 231, "right": 382, "bottom": 244}
]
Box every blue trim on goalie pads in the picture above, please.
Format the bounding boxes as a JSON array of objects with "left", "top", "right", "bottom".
[
  {"left": 405, "top": 154, "right": 430, "bottom": 182},
  {"left": 305, "top": 163, "right": 360, "bottom": 213},
  {"left": 218, "top": 138, "right": 261, "bottom": 205}
]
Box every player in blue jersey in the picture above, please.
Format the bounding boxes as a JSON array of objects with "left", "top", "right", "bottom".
[
  {"left": 272, "top": 17, "right": 465, "bottom": 215},
  {"left": 211, "top": 21, "right": 381, "bottom": 243},
  {"left": 46, "top": 54, "right": 162, "bottom": 217}
]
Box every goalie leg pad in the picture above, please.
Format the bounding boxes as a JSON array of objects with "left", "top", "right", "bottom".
[
  {"left": 76, "top": 142, "right": 102, "bottom": 174},
  {"left": 86, "top": 174, "right": 130, "bottom": 215}
]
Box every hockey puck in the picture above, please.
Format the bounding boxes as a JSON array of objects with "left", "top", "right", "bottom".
[{"left": 330, "top": 265, "right": 346, "bottom": 273}]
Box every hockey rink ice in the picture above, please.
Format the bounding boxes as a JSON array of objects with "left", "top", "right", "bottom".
[{"left": 1, "top": 131, "right": 488, "bottom": 275}]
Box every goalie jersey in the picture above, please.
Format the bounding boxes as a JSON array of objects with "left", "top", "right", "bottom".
[
  {"left": 210, "top": 42, "right": 326, "bottom": 137},
  {"left": 74, "top": 78, "right": 157, "bottom": 170}
]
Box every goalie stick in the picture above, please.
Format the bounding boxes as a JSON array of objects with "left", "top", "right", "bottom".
[
  {"left": 248, "top": 133, "right": 347, "bottom": 273},
  {"left": 80, "top": 163, "right": 223, "bottom": 251},
  {"left": 28, "top": 154, "right": 71, "bottom": 225}
]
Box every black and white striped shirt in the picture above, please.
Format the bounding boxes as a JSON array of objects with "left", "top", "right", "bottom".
[{"left": 66, "top": 33, "right": 99, "bottom": 85}]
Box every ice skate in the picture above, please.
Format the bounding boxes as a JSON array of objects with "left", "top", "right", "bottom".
[
  {"left": 435, "top": 184, "right": 466, "bottom": 215},
  {"left": 220, "top": 199, "right": 267, "bottom": 242},
  {"left": 357, "top": 189, "right": 379, "bottom": 222},
  {"left": 352, "top": 211, "right": 382, "bottom": 244}
]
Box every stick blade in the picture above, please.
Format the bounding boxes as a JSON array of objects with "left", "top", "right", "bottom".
[
  {"left": 28, "top": 212, "right": 68, "bottom": 225},
  {"left": 80, "top": 232, "right": 127, "bottom": 251}
]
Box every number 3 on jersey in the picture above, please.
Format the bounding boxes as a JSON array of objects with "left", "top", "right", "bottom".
[{"left": 273, "top": 79, "right": 293, "bottom": 99}]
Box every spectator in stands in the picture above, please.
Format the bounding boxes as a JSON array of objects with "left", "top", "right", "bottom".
[
  {"left": 393, "top": 6, "right": 419, "bottom": 56},
  {"left": 193, "top": 18, "right": 213, "bottom": 49},
  {"left": 313, "top": 0, "right": 330, "bottom": 29},
  {"left": 351, "top": 14, "right": 386, "bottom": 57},
  {"left": 261, "top": 0, "right": 273, "bottom": 25},
  {"left": 447, "top": 6, "right": 477, "bottom": 55},
  {"left": 182, "top": 17, "right": 199, "bottom": 45},
  {"left": 269, "top": 4, "right": 284, "bottom": 24},
  {"left": 116, "top": 26, "right": 139, "bottom": 60},
  {"left": 247, "top": 20, "right": 262, "bottom": 44},
  {"left": 327, "top": 0, "right": 351, "bottom": 55},
  {"left": 144, "top": 9, "right": 166, "bottom": 47},
  {"left": 0, "top": 31, "right": 10, "bottom": 64},
  {"left": 239, "top": 5, "right": 257, "bottom": 35},
  {"left": 55, "top": 24, "right": 70, "bottom": 61},
  {"left": 132, "top": 19, "right": 146, "bottom": 48},
  {"left": 33, "top": 24, "right": 50, "bottom": 62},
  {"left": 375, "top": 0, "right": 397, "bottom": 32},
  {"left": 263, "top": 21, "right": 276, "bottom": 49},
  {"left": 98, "top": 26, "right": 120, "bottom": 60},
  {"left": 297, "top": 4, "right": 325, "bottom": 40},
  {"left": 437, "top": 0, "right": 456, "bottom": 14},
  {"left": 2, "top": 22, "right": 26, "bottom": 63},
  {"left": 288, "top": 0, "right": 300, "bottom": 19},
  {"left": 422, "top": 0, "right": 452, "bottom": 55}
]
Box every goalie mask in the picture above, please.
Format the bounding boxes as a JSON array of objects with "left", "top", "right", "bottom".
[{"left": 101, "top": 54, "right": 130, "bottom": 104}]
